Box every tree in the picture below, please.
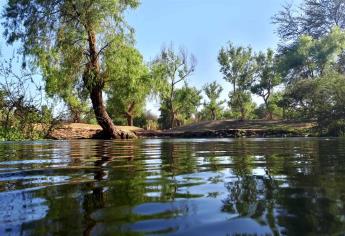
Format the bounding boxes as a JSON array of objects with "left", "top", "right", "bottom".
[
  {"left": 251, "top": 49, "right": 282, "bottom": 119},
  {"left": 273, "top": 0, "right": 345, "bottom": 75},
  {"left": 3, "top": 0, "right": 139, "bottom": 139},
  {"left": 228, "top": 91, "right": 256, "bottom": 120},
  {"left": 159, "top": 84, "right": 201, "bottom": 129},
  {"left": 273, "top": 0, "right": 345, "bottom": 40},
  {"left": 218, "top": 43, "right": 256, "bottom": 120},
  {"left": 174, "top": 85, "right": 202, "bottom": 125},
  {"left": 45, "top": 78, "right": 89, "bottom": 123},
  {"left": 0, "top": 58, "right": 54, "bottom": 140},
  {"left": 202, "top": 81, "right": 225, "bottom": 120},
  {"left": 106, "top": 43, "right": 150, "bottom": 126},
  {"left": 152, "top": 45, "right": 196, "bottom": 128},
  {"left": 278, "top": 28, "right": 345, "bottom": 83},
  {"left": 282, "top": 71, "right": 345, "bottom": 134}
]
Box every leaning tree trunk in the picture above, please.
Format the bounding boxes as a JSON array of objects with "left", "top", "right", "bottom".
[
  {"left": 85, "top": 29, "right": 135, "bottom": 139},
  {"left": 126, "top": 102, "right": 135, "bottom": 126},
  {"left": 90, "top": 87, "right": 124, "bottom": 138}
]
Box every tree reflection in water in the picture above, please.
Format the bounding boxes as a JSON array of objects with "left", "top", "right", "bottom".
[{"left": 1, "top": 138, "right": 345, "bottom": 235}]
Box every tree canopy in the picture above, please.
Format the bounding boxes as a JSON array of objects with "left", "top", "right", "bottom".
[
  {"left": 106, "top": 43, "right": 151, "bottom": 126},
  {"left": 251, "top": 49, "right": 282, "bottom": 119},
  {"left": 202, "top": 81, "right": 225, "bottom": 120},
  {"left": 273, "top": 0, "right": 345, "bottom": 40},
  {"left": 278, "top": 27, "right": 345, "bottom": 82},
  {"left": 152, "top": 45, "right": 196, "bottom": 128},
  {"left": 218, "top": 43, "right": 256, "bottom": 120},
  {"left": 3, "top": 0, "right": 139, "bottom": 138}
]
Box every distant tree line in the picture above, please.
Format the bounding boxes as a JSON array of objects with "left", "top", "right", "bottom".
[{"left": 1, "top": 0, "right": 345, "bottom": 140}]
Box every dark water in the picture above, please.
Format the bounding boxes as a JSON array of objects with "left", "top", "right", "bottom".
[{"left": 0, "top": 138, "right": 345, "bottom": 236}]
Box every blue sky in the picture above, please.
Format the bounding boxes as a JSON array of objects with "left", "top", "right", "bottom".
[{"left": 126, "top": 0, "right": 300, "bottom": 113}]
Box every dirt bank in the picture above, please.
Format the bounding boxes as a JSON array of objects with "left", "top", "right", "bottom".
[
  {"left": 48, "top": 123, "right": 143, "bottom": 140},
  {"left": 48, "top": 120, "right": 316, "bottom": 139},
  {"left": 136, "top": 120, "right": 316, "bottom": 138}
]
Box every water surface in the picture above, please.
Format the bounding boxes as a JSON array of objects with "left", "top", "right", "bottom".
[{"left": 1, "top": 138, "right": 345, "bottom": 235}]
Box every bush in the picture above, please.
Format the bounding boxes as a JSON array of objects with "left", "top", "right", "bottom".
[{"left": 326, "top": 119, "right": 345, "bottom": 137}]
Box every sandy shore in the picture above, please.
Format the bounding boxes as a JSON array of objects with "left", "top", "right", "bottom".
[{"left": 48, "top": 120, "right": 316, "bottom": 139}]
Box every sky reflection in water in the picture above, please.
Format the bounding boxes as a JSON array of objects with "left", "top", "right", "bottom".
[{"left": 0, "top": 138, "right": 345, "bottom": 235}]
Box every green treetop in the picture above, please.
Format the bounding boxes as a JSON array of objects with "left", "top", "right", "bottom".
[
  {"left": 273, "top": 0, "right": 345, "bottom": 40},
  {"left": 218, "top": 43, "right": 256, "bottom": 120},
  {"left": 3, "top": 0, "right": 139, "bottom": 138},
  {"left": 106, "top": 43, "right": 151, "bottom": 126},
  {"left": 278, "top": 27, "right": 345, "bottom": 83},
  {"left": 251, "top": 49, "right": 282, "bottom": 119},
  {"left": 159, "top": 84, "right": 201, "bottom": 128},
  {"left": 202, "top": 81, "right": 225, "bottom": 120},
  {"left": 152, "top": 45, "right": 196, "bottom": 129}
]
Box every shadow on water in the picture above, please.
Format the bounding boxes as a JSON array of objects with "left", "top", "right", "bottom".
[{"left": 0, "top": 138, "right": 345, "bottom": 235}]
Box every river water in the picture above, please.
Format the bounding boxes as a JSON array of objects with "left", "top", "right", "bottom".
[{"left": 0, "top": 138, "right": 345, "bottom": 235}]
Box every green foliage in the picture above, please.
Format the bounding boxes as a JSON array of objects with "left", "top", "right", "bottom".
[
  {"left": 254, "top": 92, "right": 284, "bottom": 120},
  {"left": 266, "top": 93, "right": 284, "bottom": 119},
  {"left": 202, "top": 81, "right": 225, "bottom": 120},
  {"left": 273, "top": 1, "right": 345, "bottom": 135},
  {"left": 152, "top": 45, "right": 197, "bottom": 128},
  {"left": 251, "top": 49, "right": 282, "bottom": 119},
  {"left": 278, "top": 27, "right": 345, "bottom": 82},
  {"left": 327, "top": 119, "right": 345, "bottom": 137},
  {"left": 218, "top": 43, "right": 255, "bottom": 92},
  {"left": 278, "top": 29, "right": 345, "bottom": 130},
  {"left": 106, "top": 42, "right": 151, "bottom": 126},
  {"left": 281, "top": 71, "right": 345, "bottom": 134},
  {"left": 3, "top": 0, "right": 140, "bottom": 136},
  {"left": 228, "top": 91, "right": 256, "bottom": 120},
  {"left": 3, "top": 0, "right": 139, "bottom": 55},
  {"left": 273, "top": 0, "right": 345, "bottom": 40},
  {"left": 4, "top": 0, "right": 139, "bottom": 91},
  {"left": 174, "top": 85, "right": 202, "bottom": 121},
  {"left": 159, "top": 84, "right": 202, "bottom": 129},
  {"left": 0, "top": 98, "right": 54, "bottom": 141},
  {"left": 0, "top": 59, "right": 55, "bottom": 141},
  {"left": 218, "top": 42, "right": 256, "bottom": 120},
  {"left": 131, "top": 111, "right": 158, "bottom": 129}
]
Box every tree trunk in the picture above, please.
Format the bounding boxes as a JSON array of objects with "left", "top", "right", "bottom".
[
  {"left": 171, "top": 112, "right": 175, "bottom": 129},
  {"left": 211, "top": 109, "right": 216, "bottom": 120},
  {"left": 264, "top": 99, "right": 273, "bottom": 120},
  {"left": 126, "top": 102, "right": 135, "bottom": 126},
  {"left": 126, "top": 114, "right": 133, "bottom": 126},
  {"left": 85, "top": 29, "right": 135, "bottom": 139},
  {"left": 169, "top": 82, "right": 175, "bottom": 129},
  {"left": 71, "top": 109, "right": 81, "bottom": 123},
  {"left": 90, "top": 87, "right": 124, "bottom": 138},
  {"left": 240, "top": 108, "right": 245, "bottom": 121}
]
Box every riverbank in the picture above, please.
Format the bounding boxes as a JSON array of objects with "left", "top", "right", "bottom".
[
  {"left": 48, "top": 123, "right": 143, "bottom": 140},
  {"left": 49, "top": 120, "right": 316, "bottom": 139},
  {"left": 137, "top": 120, "right": 317, "bottom": 138}
]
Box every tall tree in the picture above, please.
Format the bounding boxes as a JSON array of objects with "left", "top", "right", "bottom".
[
  {"left": 152, "top": 45, "right": 196, "bottom": 128},
  {"left": 202, "top": 81, "right": 225, "bottom": 120},
  {"left": 218, "top": 43, "right": 256, "bottom": 120},
  {"left": 278, "top": 27, "right": 345, "bottom": 83},
  {"left": 3, "top": 0, "right": 139, "bottom": 139},
  {"left": 251, "top": 49, "right": 282, "bottom": 119},
  {"left": 273, "top": 0, "right": 345, "bottom": 40},
  {"left": 106, "top": 43, "right": 150, "bottom": 126},
  {"left": 159, "top": 84, "right": 201, "bottom": 128}
]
